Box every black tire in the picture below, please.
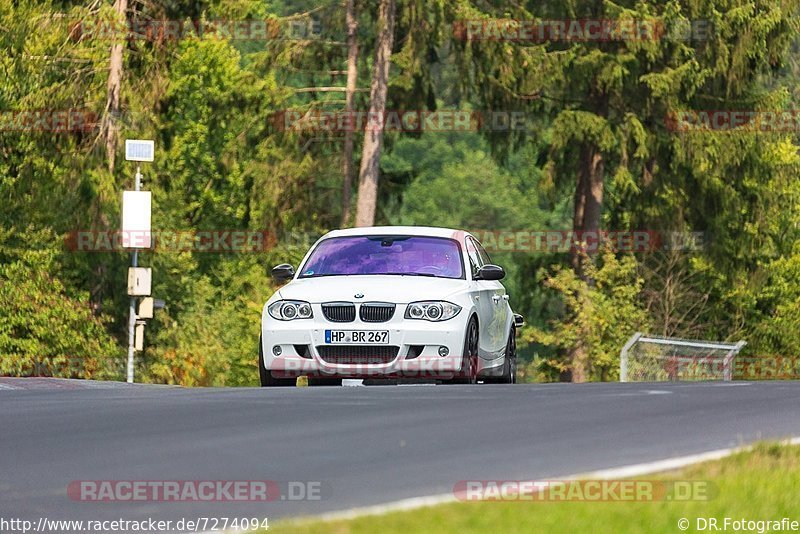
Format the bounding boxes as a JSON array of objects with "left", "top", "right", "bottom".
[
  {"left": 259, "top": 335, "right": 295, "bottom": 387},
  {"left": 499, "top": 326, "right": 517, "bottom": 384},
  {"left": 483, "top": 326, "right": 516, "bottom": 384},
  {"left": 448, "top": 317, "right": 478, "bottom": 385},
  {"left": 307, "top": 377, "right": 343, "bottom": 386}
]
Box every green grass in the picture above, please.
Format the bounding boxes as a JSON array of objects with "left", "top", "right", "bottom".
[{"left": 272, "top": 443, "right": 800, "bottom": 533}]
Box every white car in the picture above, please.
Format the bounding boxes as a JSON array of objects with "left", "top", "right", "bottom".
[{"left": 259, "top": 226, "right": 522, "bottom": 386}]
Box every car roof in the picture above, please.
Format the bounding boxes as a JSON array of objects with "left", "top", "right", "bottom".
[{"left": 323, "top": 226, "right": 469, "bottom": 240}]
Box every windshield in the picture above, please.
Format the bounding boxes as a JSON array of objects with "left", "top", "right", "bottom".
[{"left": 299, "top": 235, "right": 464, "bottom": 279}]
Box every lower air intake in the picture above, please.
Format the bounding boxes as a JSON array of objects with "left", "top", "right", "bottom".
[{"left": 316, "top": 345, "right": 399, "bottom": 365}]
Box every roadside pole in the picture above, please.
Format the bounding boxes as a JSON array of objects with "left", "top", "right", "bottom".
[
  {"left": 126, "top": 165, "right": 142, "bottom": 383},
  {"left": 122, "top": 140, "right": 155, "bottom": 383}
]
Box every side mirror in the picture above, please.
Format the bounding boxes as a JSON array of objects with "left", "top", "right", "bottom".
[
  {"left": 475, "top": 264, "right": 505, "bottom": 281},
  {"left": 271, "top": 263, "right": 295, "bottom": 282}
]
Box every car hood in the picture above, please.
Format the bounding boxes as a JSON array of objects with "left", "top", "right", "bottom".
[{"left": 277, "top": 275, "right": 468, "bottom": 304}]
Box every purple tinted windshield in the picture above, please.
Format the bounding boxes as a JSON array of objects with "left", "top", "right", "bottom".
[{"left": 299, "top": 236, "right": 464, "bottom": 279}]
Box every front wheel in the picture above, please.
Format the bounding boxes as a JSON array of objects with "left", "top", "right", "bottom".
[
  {"left": 259, "top": 335, "right": 296, "bottom": 387},
  {"left": 447, "top": 317, "right": 478, "bottom": 385}
]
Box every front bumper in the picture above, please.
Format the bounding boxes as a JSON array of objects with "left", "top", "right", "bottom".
[{"left": 261, "top": 306, "right": 471, "bottom": 379}]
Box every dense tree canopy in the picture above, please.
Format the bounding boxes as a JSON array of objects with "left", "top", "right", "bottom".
[{"left": 1, "top": 0, "right": 799, "bottom": 383}]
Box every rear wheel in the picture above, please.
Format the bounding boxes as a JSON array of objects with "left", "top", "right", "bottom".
[
  {"left": 484, "top": 327, "right": 516, "bottom": 384},
  {"left": 448, "top": 317, "right": 478, "bottom": 385},
  {"left": 499, "top": 327, "right": 517, "bottom": 384},
  {"left": 259, "top": 335, "right": 295, "bottom": 387}
]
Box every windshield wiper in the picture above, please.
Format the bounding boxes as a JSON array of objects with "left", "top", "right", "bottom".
[{"left": 382, "top": 272, "right": 437, "bottom": 277}]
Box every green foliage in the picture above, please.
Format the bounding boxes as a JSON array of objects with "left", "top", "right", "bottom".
[
  {"left": 141, "top": 257, "right": 276, "bottom": 386},
  {"left": 746, "top": 248, "right": 800, "bottom": 356},
  {"left": 0, "top": 227, "right": 122, "bottom": 379},
  {"left": 1, "top": 0, "right": 800, "bottom": 385},
  {"left": 386, "top": 133, "right": 547, "bottom": 230},
  {"left": 527, "top": 248, "right": 649, "bottom": 382}
]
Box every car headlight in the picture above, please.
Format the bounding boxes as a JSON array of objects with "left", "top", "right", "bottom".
[
  {"left": 268, "top": 300, "right": 313, "bottom": 320},
  {"left": 404, "top": 301, "right": 461, "bottom": 322}
]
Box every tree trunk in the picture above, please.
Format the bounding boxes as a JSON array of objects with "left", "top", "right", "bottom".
[
  {"left": 570, "top": 339, "right": 588, "bottom": 383},
  {"left": 568, "top": 142, "right": 604, "bottom": 382},
  {"left": 570, "top": 142, "right": 604, "bottom": 273},
  {"left": 582, "top": 143, "right": 604, "bottom": 251},
  {"left": 341, "top": 0, "right": 359, "bottom": 227},
  {"left": 354, "top": 0, "right": 395, "bottom": 227},
  {"left": 105, "top": 0, "right": 127, "bottom": 176},
  {"left": 570, "top": 147, "right": 588, "bottom": 273}
]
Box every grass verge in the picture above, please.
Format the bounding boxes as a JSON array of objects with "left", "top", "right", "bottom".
[{"left": 272, "top": 442, "right": 800, "bottom": 533}]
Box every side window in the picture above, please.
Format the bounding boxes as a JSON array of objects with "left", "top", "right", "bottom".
[
  {"left": 474, "top": 240, "right": 492, "bottom": 266},
  {"left": 465, "top": 237, "right": 484, "bottom": 277}
]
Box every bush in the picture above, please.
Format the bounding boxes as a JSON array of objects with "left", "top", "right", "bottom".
[
  {"left": 0, "top": 227, "right": 122, "bottom": 379},
  {"left": 526, "top": 247, "right": 649, "bottom": 381}
]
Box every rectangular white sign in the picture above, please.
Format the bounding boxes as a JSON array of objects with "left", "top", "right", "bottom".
[{"left": 121, "top": 191, "right": 152, "bottom": 248}]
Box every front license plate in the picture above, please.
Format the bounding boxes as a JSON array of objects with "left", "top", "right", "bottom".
[{"left": 325, "top": 330, "right": 389, "bottom": 344}]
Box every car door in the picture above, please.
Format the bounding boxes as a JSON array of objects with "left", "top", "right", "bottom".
[
  {"left": 466, "top": 236, "right": 499, "bottom": 358},
  {"left": 473, "top": 237, "right": 508, "bottom": 356}
]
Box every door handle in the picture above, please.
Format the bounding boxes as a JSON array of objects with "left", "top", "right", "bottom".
[{"left": 492, "top": 295, "right": 501, "bottom": 304}]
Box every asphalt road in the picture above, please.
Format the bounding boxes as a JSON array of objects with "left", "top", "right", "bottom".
[{"left": 1, "top": 378, "right": 800, "bottom": 528}]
